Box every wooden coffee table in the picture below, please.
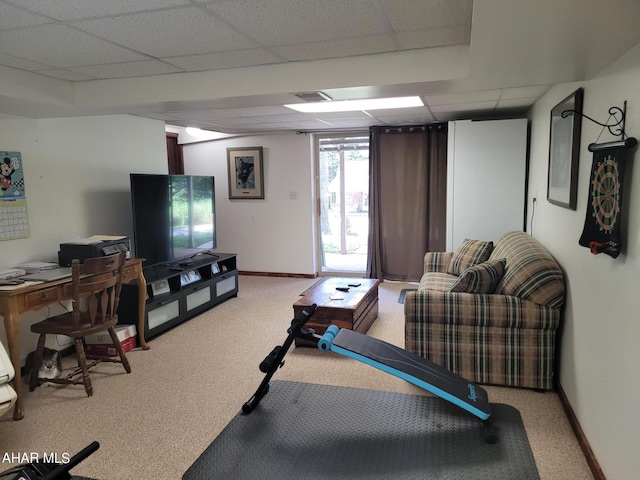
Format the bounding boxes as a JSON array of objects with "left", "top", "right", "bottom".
[{"left": 293, "top": 277, "right": 381, "bottom": 347}]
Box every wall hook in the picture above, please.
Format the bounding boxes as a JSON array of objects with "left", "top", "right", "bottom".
[{"left": 563, "top": 100, "right": 637, "bottom": 151}]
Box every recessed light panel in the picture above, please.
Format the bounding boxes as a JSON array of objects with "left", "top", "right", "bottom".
[{"left": 284, "top": 96, "right": 424, "bottom": 113}]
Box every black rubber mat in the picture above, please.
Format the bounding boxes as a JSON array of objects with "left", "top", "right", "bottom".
[{"left": 184, "top": 381, "right": 539, "bottom": 479}]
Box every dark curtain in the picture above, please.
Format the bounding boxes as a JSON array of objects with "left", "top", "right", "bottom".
[{"left": 366, "top": 124, "right": 448, "bottom": 281}]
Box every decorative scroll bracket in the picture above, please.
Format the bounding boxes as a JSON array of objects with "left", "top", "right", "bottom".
[{"left": 562, "top": 100, "right": 637, "bottom": 151}]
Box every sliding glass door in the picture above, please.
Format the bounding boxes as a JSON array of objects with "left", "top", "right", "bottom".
[{"left": 315, "top": 133, "right": 369, "bottom": 274}]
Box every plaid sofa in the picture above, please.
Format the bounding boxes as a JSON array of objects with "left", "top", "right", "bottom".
[{"left": 404, "top": 231, "right": 565, "bottom": 390}]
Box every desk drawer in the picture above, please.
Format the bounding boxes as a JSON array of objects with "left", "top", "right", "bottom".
[
  {"left": 121, "top": 266, "right": 136, "bottom": 283},
  {"left": 25, "top": 287, "right": 62, "bottom": 308}
]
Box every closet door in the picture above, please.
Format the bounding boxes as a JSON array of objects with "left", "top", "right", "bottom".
[{"left": 446, "top": 119, "right": 528, "bottom": 251}]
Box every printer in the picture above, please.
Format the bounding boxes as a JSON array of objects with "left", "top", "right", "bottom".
[{"left": 58, "top": 237, "right": 131, "bottom": 267}]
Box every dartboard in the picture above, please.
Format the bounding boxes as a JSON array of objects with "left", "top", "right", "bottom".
[{"left": 590, "top": 155, "right": 620, "bottom": 233}]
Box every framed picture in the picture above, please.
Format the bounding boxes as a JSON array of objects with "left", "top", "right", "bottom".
[
  {"left": 150, "top": 279, "right": 170, "bottom": 297},
  {"left": 547, "top": 88, "right": 584, "bottom": 209},
  {"left": 180, "top": 271, "right": 200, "bottom": 286},
  {"left": 227, "top": 146, "right": 264, "bottom": 199}
]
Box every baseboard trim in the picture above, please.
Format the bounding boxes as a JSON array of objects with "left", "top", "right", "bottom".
[
  {"left": 556, "top": 382, "right": 606, "bottom": 480},
  {"left": 239, "top": 271, "right": 317, "bottom": 279}
]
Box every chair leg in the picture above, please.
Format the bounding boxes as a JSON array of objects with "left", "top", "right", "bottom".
[
  {"left": 29, "top": 334, "right": 46, "bottom": 392},
  {"left": 108, "top": 327, "right": 131, "bottom": 373},
  {"left": 73, "top": 337, "right": 93, "bottom": 397}
]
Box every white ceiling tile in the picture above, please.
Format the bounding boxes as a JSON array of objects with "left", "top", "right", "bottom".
[
  {"left": 223, "top": 106, "right": 293, "bottom": 116},
  {"left": 266, "top": 119, "right": 337, "bottom": 130},
  {"left": 500, "top": 85, "right": 551, "bottom": 99},
  {"left": 68, "top": 60, "right": 182, "bottom": 79},
  {"left": 1, "top": 0, "right": 639, "bottom": 134},
  {"left": 33, "top": 69, "right": 94, "bottom": 81},
  {"left": 72, "top": 7, "right": 257, "bottom": 58},
  {"left": 164, "top": 109, "right": 239, "bottom": 121},
  {"left": 425, "top": 90, "right": 502, "bottom": 106},
  {"left": 249, "top": 112, "right": 311, "bottom": 123},
  {"left": 0, "top": 2, "right": 52, "bottom": 29},
  {"left": 206, "top": 116, "right": 261, "bottom": 126},
  {"left": 497, "top": 97, "right": 538, "bottom": 109},
  {"left": 430, "top": 100, "right": 497, "bottom": 113},
  {"left": 273, "top": 35, "right": 396, "bottom": 62},
  {"left": 163, "top": 49, "right": 283, "bottom": 71},
  {"left": 11, "top": 0, "right": 191, "bottom": 20},
  {"left": 379, "top": 0, "right": 472, "bottom": 30},
  {"left": 0, "top": 53, "right": 48, "bottom": 70},
  {"left": 0, "top": 24, "right": 147, "bottom": 67},
  {"left": 322, "top": 118, "right": 378, "bottom": 128},
  {"left": 370, "top": 113, "right": 435, "bottom": 124},
  {"left": 365, "top": 106, "right": 432, "bottom": 117},
  {"left": 0, "top": 112, "right": 28, "bottom": 119},
  {"left": 310, "top": 111, "right": 373, "bottom": 120},
  {"left": 207, "top": 0, "right": 388, "bottom": 46},
  {"left": 396, "top": 26, "right": 469, "bottom": 49},
  {"left": 431, "top": 111, "right": 462, "bottom": 122}
]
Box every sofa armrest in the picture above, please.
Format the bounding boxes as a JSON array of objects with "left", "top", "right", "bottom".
[
  {"left": 404, "top": 290, "right": 561, "bottom": 331},
  {"left": 423, "top": 252, "right": 454, "bottom": 274}
]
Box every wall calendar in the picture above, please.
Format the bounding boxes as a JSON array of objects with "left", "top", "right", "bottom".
[{"left": 0, "top": 151, "right": 29, "bottom": 241}]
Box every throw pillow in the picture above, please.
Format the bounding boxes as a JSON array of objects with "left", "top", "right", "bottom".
[
  {"left": 446, "top": 239, "right": 494, "bottom": 276},
  {"left": 449, "top": 258, "right": 507, "bottom": 294}
]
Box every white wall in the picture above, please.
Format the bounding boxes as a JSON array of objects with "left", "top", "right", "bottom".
[
  {"left": 527, "top": 44, "right": 640, "bottom": 480},
  {"left": 182, "top": 132, "right": 316, "bottom": 275},
  {"left": 0, "top": 115, "right": 167, "bottom": 359}
]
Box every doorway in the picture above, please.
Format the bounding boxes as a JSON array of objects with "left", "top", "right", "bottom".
[
  {"left": 166, "top": 132, "right": 184, "bottom": 174},
  {"left": 315, "top": 133, "right": 369, "bottom": 274}
]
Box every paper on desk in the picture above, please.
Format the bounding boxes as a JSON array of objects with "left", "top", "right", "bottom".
[
  {"left": 14, "top": 261, "right": 59, "bottom": 272},
  {"left": 87, "top": 234, "right": 127, "bottom": 241},
  {"left": 61, "top": 237, "right": 102, "bottom": 245},
  {"left": 61, "top": 235, "right": 126, "bottom": 245}
]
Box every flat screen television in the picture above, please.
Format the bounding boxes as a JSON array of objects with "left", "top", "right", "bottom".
[{"left": 130, "top": 174, "right": 216, "bottom": 267}]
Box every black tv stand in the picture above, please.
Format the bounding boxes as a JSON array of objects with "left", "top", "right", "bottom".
[{"left": 118, "top": 253, "right": 238, "bottom": 340}]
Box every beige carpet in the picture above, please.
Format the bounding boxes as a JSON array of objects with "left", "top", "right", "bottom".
[{"left": 0, "top": 276, "right": 594, "bottom": 479}]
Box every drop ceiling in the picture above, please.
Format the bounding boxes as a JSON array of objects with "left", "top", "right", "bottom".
[{"left": 1, "top": 0, "right": 639, "bottom": 134}]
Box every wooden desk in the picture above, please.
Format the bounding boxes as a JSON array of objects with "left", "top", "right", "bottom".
[{"left": 0, "top": 258, "right": 148, "bottom": 420}]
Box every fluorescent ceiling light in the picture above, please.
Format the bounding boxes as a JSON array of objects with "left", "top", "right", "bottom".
[
  {"left": 183, "top": 127, "right": 232, "bottom": 141},
  {"left": 186, "top": 127, "right": 206, "bottom": 136},
  {"left": 284, "top": 96, "right": 423, "bottom": 113}
]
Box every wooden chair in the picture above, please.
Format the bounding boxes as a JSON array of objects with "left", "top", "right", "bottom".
[{"left": 29, "top": 251, "right": 131, "bottom": 396}]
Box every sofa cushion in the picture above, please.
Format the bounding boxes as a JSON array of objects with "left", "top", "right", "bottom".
[
  {"left": 419, "top": 272, "right": 458, "bottom": 292},
  {"left": 449, "top": 258, "right": 507, "bottom": 294},
  {"left": 446, "top": 239, "right": 494, "bottom": 276},
  {"left": 490, "top": 231, "right": 565, "bottom": 308}
]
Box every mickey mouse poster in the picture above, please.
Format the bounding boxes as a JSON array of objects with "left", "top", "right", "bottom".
[
  {"left": 0, "top": 150, "right": 29, "bottom": 240},
  {"left": 0, "top": 151, "right": 25, "bottom": 199}
]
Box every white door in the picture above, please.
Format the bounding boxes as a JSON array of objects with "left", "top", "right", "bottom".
[{"left": 446, "top": 119, "right": 528, "bottom": 250}]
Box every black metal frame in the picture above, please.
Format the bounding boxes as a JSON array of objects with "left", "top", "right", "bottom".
[
  {"left": 242, "top": 304, "right": 318, "bottom": 414},
  {"left": 547, "top": 87, "right": 584, "bottom": 210}
]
